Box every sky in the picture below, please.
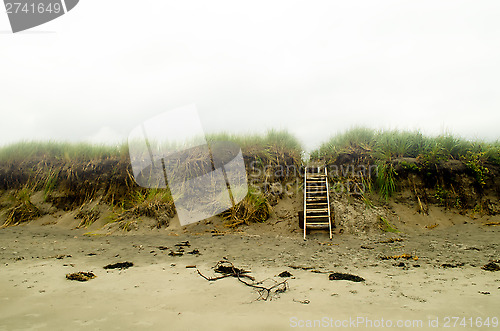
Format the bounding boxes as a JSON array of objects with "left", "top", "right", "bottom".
[{"left": 1, "top": 0, "right": 499, "bottom": 151}]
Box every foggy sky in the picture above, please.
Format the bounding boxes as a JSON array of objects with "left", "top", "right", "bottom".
[{"left": 1, "top": 0, "right": 499, "bottom": 151}]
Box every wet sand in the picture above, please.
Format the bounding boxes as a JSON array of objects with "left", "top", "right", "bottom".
[{"left": 0, "top": 221, "right": 499, "bottom": 330}]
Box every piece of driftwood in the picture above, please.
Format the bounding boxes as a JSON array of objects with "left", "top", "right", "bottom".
[{"left": 197, "top": 260, "right": 288, "bottom": 301}]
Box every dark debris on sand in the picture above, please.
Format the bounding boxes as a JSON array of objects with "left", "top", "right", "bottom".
[
  {"left": 481, "top": 261, "right": 500, "bottom": 272},
  {"left": 278, "top": 271, "right": 293, "bottom": 277},
  {"left": 215, "top": 263, "right": 252, "bottom": 277},
  {"left": 54, "top": 254, "right": 72, "bottom": 259},
  {"left": 167, "top": 242, "right": 200, "bottom": 256},
  {"left": 329, "top": 272, "right": 365, "bottom": 282},
  {"left": 441, "top": 263, "right": 465, "bottom": 268},
  {"left": 288, "top": 265, "right": 314, "bottom": 270},
  {"left": 103, "top": 262, "right": 133, "bottom": 270},
  {"left": 378, "top": 238, "right": 404, "bottom": 244},
  {"left": 66, "top": 271, "right": 96, "bottom": 282}
]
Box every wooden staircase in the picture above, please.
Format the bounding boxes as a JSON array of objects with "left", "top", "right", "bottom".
[{"left": 303, "top": 166, "right": 332, "bottom": 240}]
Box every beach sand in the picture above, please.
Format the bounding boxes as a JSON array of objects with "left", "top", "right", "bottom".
[{"left": 1, "top": 210, "right": 499, "bottom": 330}]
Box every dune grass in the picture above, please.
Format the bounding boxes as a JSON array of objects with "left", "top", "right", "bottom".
[
  {"left": 0, "top": 130, "right": 302, "bottom": 227},
  {"left": 207, "top": 129, "right": 303, "bottom": 165},
  {"left": 311, "top": 128, "right": 499, "bottom": 200},
  {"left": 0, "top": 130, "right": 303, "bottom": 165},
  {"left": 311, "top": 127, "right": 497, "bottom": 162},
  {"left": 0, "top": 141, "right": 125, "bottom": 163}
]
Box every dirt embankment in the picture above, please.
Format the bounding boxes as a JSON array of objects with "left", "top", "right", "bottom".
[
  {"left": 0, "top": 148, "right": 300, "bottom": 232},
  {"left": 321, "top": 149, "right": 500, "bottom": 236},
  {"left": 1, "top": 145, "right": 499, "bottom": 236}
]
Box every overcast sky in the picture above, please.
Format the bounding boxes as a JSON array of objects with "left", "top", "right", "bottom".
[{"left": 1, "top": 0, "right": 499, "bottom": 151}]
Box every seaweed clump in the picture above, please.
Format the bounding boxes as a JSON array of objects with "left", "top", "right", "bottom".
[{"left": 66, "top": 271, "right": 96, "bottom": 282}]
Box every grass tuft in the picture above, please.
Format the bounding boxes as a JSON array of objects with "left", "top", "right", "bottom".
[
  {"left": 379, "top": 216, "right": 400, "bottom": 233},
  {"left": 2, "top": 186, "right": 41, "bottom": 227},
  {"left": 222, "top": 187, "right": 271, "bottom": 227}
]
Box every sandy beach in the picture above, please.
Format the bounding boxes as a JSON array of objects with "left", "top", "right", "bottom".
[{"left": 1, "top": 208, "right": 499, "bottom": 330}]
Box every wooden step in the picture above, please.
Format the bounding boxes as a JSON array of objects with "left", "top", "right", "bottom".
[
  {"left": 305, "top": 222, "right": 330, "bottom": 227},
  {"left": 306, "top": 208, "right": 329, "bottom": 213},
  {"left": 306, "top": 202, "right": 328, "bottom": 207},
  {"left": 305, "top": 224, "right": 330, "bottom": 229},
  {"left": 306, "top": 221, "right": 330, "bottom": 225},
  {"left": 305, "top": 215, "right": 330, "bottom": 219}
]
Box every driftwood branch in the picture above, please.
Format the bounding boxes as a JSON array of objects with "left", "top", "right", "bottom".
[{"left": 197, "top": 260, "right": 288, "bottom": 301}]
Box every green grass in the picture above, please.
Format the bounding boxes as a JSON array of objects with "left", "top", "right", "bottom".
[
  {"left": 207, "top": 129, "right": 303, "bottom": 165},
  {"left": 376, "top": 162, "right": 397, "bottom": 200},
  {"left": 485, "top": 141, "right": 500, "bottom": 164},
  {"left": 312, "top": 127, "right": 497, "bottom": 163},
  {"left": 0, "top": 130, "right": 302, "bottom": 164},
  {"left": 379, "top": 216, "right": 400, "bottom": 233},
  {"left": 0, "top": 141, "right": 124, "bottom": 163},
  {"left": 312, "top": 128, "right": 499, "bottom": 200},
  {"left": 0, "top": 130, "right": 303, "bottom": 227}
]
